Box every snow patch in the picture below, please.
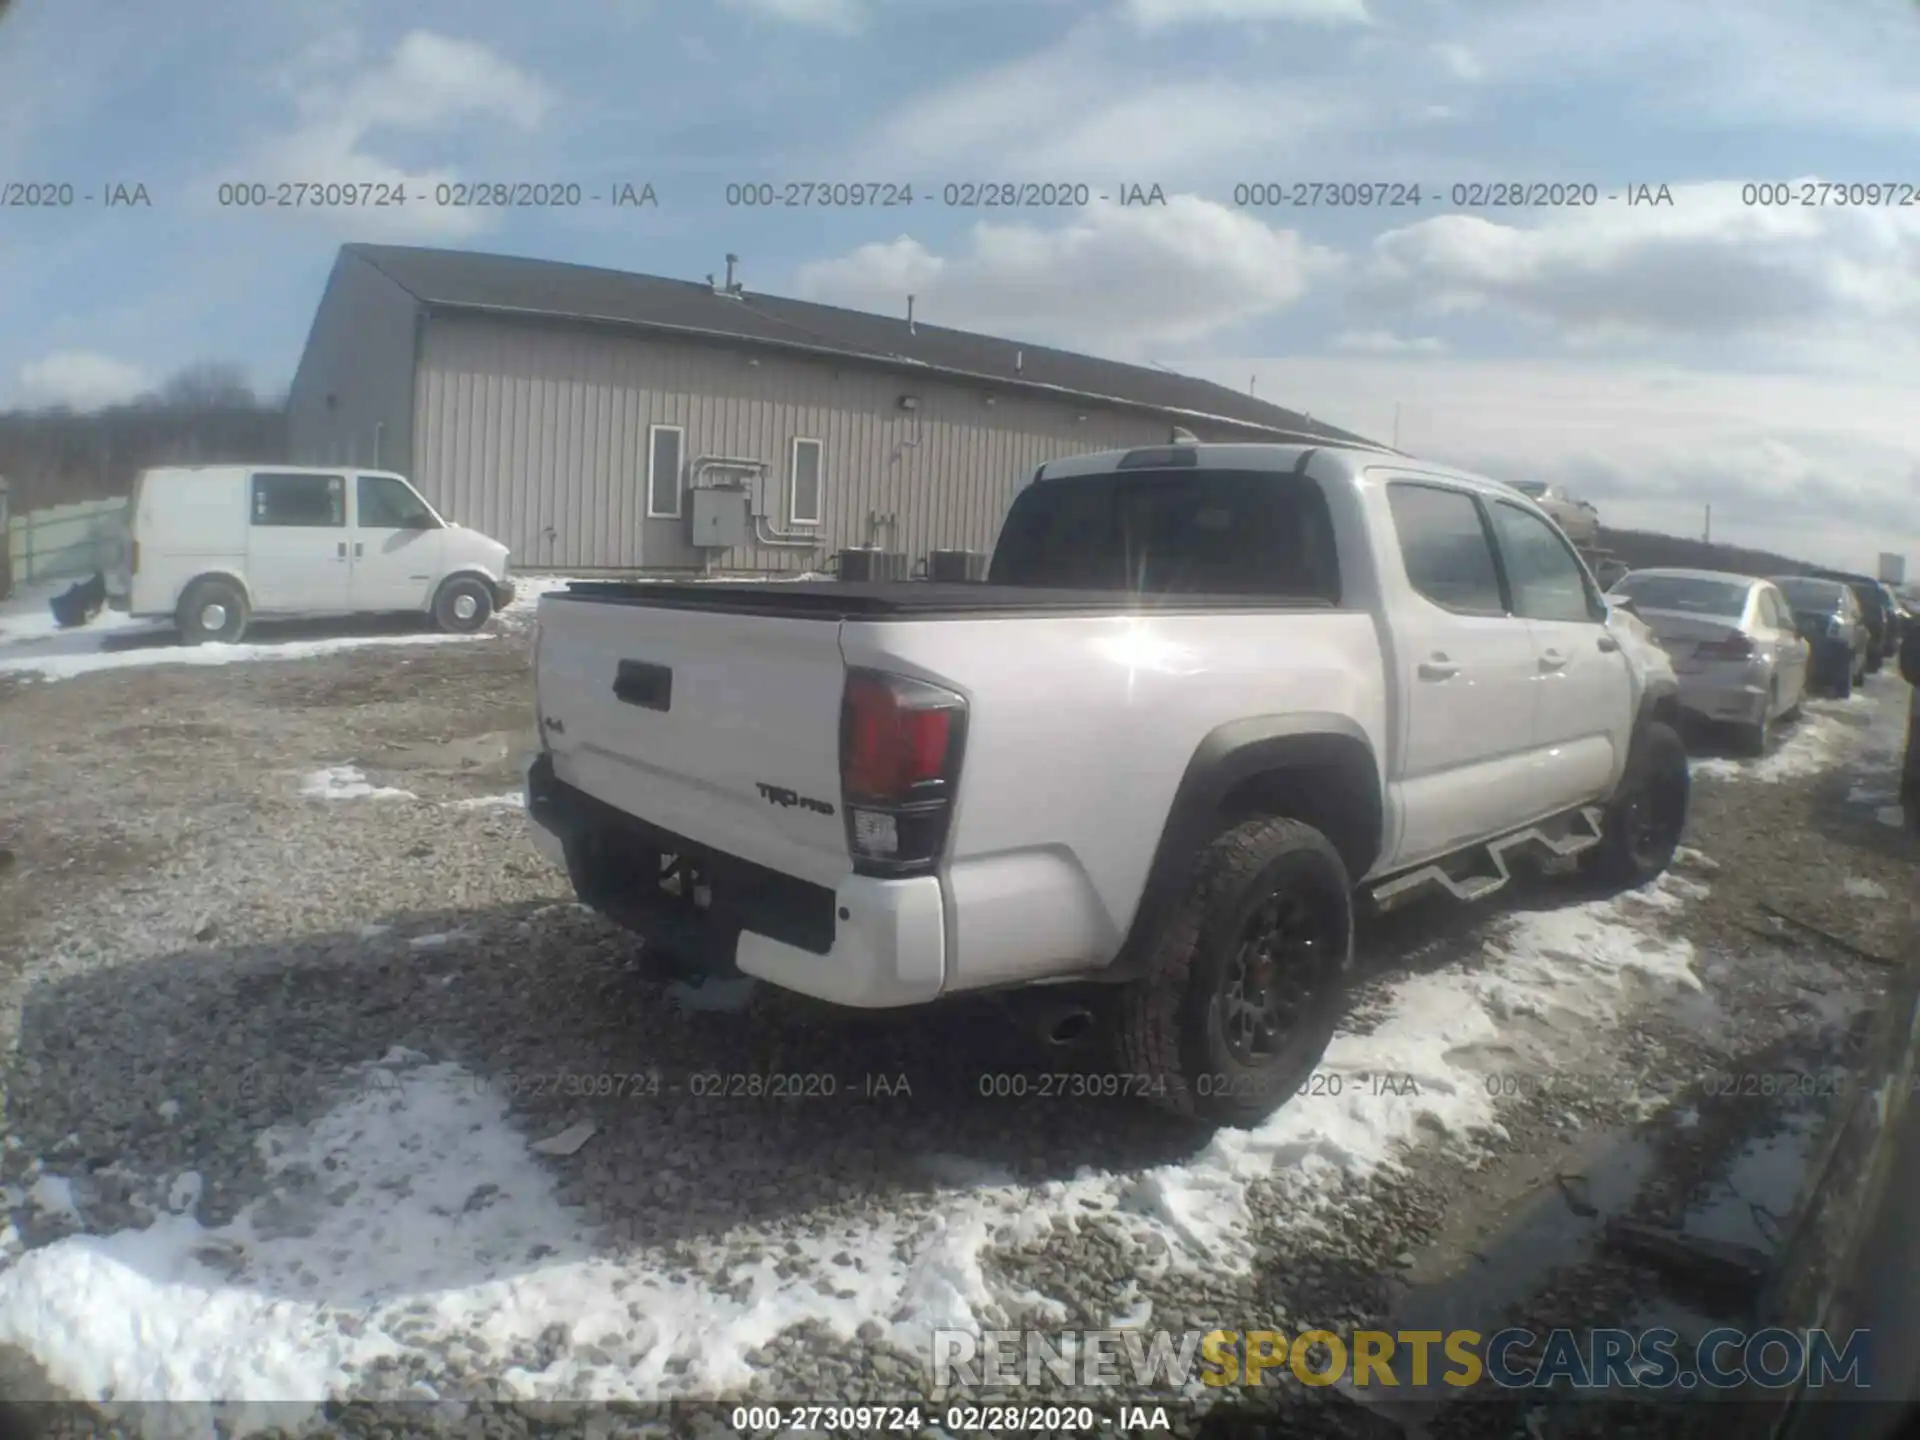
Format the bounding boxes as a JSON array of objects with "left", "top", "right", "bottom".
[
  {"left": 299, "top": 766, "right": 416, "bottom": 802},
  {"left": 1843, "top": 877, "right": 1889, "bottom": 900},
  {"left": 450, "top": 792, "right": 524, "bottom": 810},
  {"left": 1691, "top": 709, "right": 1852, "bottom": 783},
  {"left": 0, "top": 625, "right": 490, "bottom": 681},
  {"left": 0, "top": 880, "right": 1716, "bottom": 1410}
]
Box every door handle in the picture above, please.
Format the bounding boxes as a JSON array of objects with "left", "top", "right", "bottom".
[
  {"left": 336, "top": 541, "right": 347, "bottom": 559},
  {"left": 1596, "top": 635, "right": 1619, "bottom": 653},
  {"left": 1538, "top": 649, "right": 1569, "bottom": 672},
  {"left": 1417, "top": 657, "right": 1459, "bottom": 680}
]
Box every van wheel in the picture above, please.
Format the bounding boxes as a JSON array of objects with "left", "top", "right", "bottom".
[
  {"left": 1586, "top": 720, "right": 1689, "bottom": 889},
  {"left": 175, "top": 577, "right": 250, "bottom": 645},
  {"left": 433, "top": 576, "right": 495, "bottom": 634},
  {"left": 1117, "top": 816, "right": 1354, "bottom": 1129}
]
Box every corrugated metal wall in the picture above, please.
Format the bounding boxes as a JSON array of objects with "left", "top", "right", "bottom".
[{"left": 413, "top": 316, "right": 1249, "bottom": 573}]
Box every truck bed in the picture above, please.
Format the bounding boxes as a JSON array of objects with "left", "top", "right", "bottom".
[{"left": 551, "top": 579, "right": 1338, "bottom": 620}]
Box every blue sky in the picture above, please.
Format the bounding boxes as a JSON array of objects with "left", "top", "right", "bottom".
[{"left": 3, "top": 0, "right": 1920, "bottom": 570}]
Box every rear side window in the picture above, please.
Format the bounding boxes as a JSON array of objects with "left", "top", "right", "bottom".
[
  {"left": 1487, "top": 501, "right": 1603, "bottom": 622},
  {"left": 252, "top": 472, "right": 344, "bottom": 527},
  {"left": 1387, "top": 483, "right": 1503, "bottom": 615},
  {"left": 986, "top": 467, "right": 1340, "bottom": 599}
]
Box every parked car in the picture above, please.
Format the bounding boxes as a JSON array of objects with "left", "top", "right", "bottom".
[
  {"left": 1811, "top": 572, "right": 1896, "bottom": 673},
  {"left": 1605, "top": 569, "right": 1809, "bottom": 755},
  {"left": 103, "top": 465, "right": 514, "bottom": 644},
  {"left": 1877, "top": 582, "right": 1907, "bottom": 656},
  {"left": 1503, "top": 480, "right": 1600, "bottom": 548},
  {"left": 1772, "top": 575, "right": 1871, "bottom": 698},
  {"left": 524, "top": 441, "right": 1687, "bottom": 1127}
]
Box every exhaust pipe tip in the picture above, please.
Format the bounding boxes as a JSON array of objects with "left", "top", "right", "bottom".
[{"left": 1044, "top": 1007, "right": 1095, "bottom": 1047}]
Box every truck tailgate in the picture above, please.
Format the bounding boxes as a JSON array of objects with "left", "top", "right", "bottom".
[{"left": 535, "top": 591, "right": 852, "bottom": 887}]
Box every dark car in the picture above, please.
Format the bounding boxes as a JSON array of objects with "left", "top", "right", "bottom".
[
  {"left": 1878, "top": 582, "right": 1907, "bottom": 656},
  {"left": 1772, "top": 575, "right": 1871, "bottom": 698},
  {"left": 1812, "top": 571, "right": 1896, "bottom": 670}
]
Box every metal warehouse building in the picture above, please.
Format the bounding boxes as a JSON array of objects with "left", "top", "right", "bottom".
[{"left": 288, "top": 244, "right": 1376, "bottom": 574}]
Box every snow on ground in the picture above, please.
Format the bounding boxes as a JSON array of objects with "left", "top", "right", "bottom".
[
  {"left": 0, "top": 579, "right": 156, "bottom": 648},
  {"left": 0, "top": 874, "right": 1712, "bottom": 1410},
  {"left": 298, "top": 766, "right": 418, "bottom": 802},
  {"left": 1690, "top": 702, "right": 1858, "bottom": 782},
  {"left": 449, "top": 792, "right": 525, "bottom": 810},
  {"left": 0, "top": 580, "right": 493, "bottom": 682}
]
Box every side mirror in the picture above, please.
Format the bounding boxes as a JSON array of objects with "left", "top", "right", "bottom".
[{"left": 1609, "top": 596, "right": 1640, "bottom": 620}]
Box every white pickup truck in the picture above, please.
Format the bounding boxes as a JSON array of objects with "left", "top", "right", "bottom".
[{"left": 525, "top": 441, "right": 1686, "bottom": 1126}]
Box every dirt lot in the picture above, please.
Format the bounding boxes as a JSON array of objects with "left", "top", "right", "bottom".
[{"left": 0, "top": 598, "right": 1914, "bottom": 1439}]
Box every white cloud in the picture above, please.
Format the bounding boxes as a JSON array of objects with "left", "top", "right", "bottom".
[
  {"left": 16, "top": 351, "right": 153, "bottom": 410},
  {"left": 719, "top": 0, "right": 864, "bottom": 32},
  {"left": 794, "top": 196, "right": 1338, "bottom": 358},
  {"left": 1431, "top": 42, "right": 1483, "bottom": 80},
  {"left": 847, "top": 20, "right": 1367, "bottom": 181},
  {"left": 1333, "top": 329, "right": 1446, "bottom": 355},
  {"left": 208, "top": 31, "right": 553, "bottom": 242},
  {"left": 1447, "top": 0, "right": 1920, "bottom": 137},
  {"left": 1122, "top": 0, "right": 1370, "bottom": 28},
  {"left": 1358, "top": 181, "right": 1920, "bottom": 354},
  {"left": 1189, "top": 356, "right": 1920, "bottom": 572}
]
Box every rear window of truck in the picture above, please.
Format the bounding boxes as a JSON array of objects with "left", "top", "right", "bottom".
[{"left": 987, "top": 467, "right": 1340, "bottom": 600}]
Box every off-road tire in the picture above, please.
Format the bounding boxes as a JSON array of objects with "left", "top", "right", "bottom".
[
  {"left": 1117, "top": 816, "right": 1354, "bottom": 1129},
  {"left": 1585, "top": 720, "right": 1689, "bottom": 889},
  {"left": 174, "top": 576, "right": 250, "bottom": 645},
  {"left": 433, "top": 575, "right": 495, "bottom": 634}
]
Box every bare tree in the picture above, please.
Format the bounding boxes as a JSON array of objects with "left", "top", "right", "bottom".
[{"left": 146, "top": 362, "right": 257, "bottom": 410}]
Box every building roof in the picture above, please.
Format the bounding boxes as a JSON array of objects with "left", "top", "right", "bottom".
[{"left": 341, "top": 244, "right": 1383, "bottom": 446}]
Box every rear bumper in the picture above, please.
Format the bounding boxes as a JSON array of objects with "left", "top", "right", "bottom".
[
  {"left": 1675, "top": 664, "right": 1770, "bottom": 724},
  {"left": 523, "top": 753, "right": 945, "bottom": 1008}
]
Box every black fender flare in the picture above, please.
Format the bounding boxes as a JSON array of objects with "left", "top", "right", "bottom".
[
  {"left": 1098, "top": 714, "right": 1384, "bottom": 984},
  {"left": 1636, "top": 680, "right": 1683, "bottom": 737}
]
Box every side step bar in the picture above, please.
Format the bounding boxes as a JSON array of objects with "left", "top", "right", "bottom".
[{"left": 1366, "top": 806, "right": 1607, "bottom": 912}]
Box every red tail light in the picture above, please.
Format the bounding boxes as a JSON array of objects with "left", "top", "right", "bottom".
[
  {"left": 1695, "top": 631, "right": 1754, "bottom": 660},
  {"left": 840, "top": 669, "right": 967, "bottom": 875}
]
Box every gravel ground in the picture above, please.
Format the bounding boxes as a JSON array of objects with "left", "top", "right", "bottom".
[{"left": 0, "top": 607, "right": 1913, "bottom": 1440}]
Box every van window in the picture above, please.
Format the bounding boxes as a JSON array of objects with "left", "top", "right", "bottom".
[
  {"left": 357, "top": 475, "right": 438, "bottom": 530},
  {"left": 253, "top": 473, "right": 345, "bottom": 527}
]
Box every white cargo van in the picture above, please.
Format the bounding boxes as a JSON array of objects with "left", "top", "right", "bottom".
[{"left": 104, "top": 465, "right": 514, "bottom": 644}]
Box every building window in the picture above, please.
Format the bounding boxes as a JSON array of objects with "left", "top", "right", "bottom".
[
  {"left": 648, "top": 424, "right": 685, "bottom": 519},
  {"left": 789, "top": 437, "right": 824, "bottom": 526},
  {"left": 252, "top": 472, "right": 346, "bottom": 528}
]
